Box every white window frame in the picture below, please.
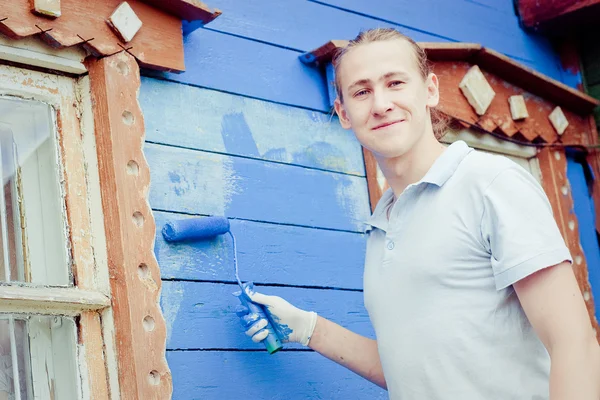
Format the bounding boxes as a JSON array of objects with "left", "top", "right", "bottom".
[
  {"left": 440, "top": 127, "right": 543, "bottom": 183},
  {"left": 0, "top": 42, "right": 119, "bottom": 399}
]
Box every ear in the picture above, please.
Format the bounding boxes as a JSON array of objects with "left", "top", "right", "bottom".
[
  {"left": 334, "top": 98, "right": 352, "bottom": 129},
  {"left": 426, "top": 73, "right": 440, "bottom": 108}
]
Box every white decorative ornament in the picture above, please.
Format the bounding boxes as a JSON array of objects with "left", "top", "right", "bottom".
[
  {"left": 107, "top": 2, "right": 143, "bottom": 43},
  {"left": 508, "top": 95, "right": 529, "bottom": 120},
  {"left": 459, "top": 65, "right": 496, "bottom": 116},
  {"left": 548, "top": 106, "right": 569, "bottom": 135}
]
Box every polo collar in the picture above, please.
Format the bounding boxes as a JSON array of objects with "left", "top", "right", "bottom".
[{"left": 364, "top": 140, "right": 472, "bottom": 232}]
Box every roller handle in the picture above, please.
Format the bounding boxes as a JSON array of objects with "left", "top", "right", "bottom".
[{"left": 234, "top": 286, "right": 283, "bottom": 355}]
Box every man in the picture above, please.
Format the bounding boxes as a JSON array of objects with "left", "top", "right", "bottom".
[{"left": 236, "top": 28, "right": 600, "bottom": 399}]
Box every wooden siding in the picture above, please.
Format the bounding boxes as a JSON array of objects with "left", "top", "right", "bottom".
[{"left": 141, "top": 1, "right": 584, "bottom": 398}]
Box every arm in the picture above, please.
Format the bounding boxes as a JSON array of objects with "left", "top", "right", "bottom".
[
  {"left": 237, "top": 287, "right": 386, "bottom": 389},
  {"left": 514, "top": 261, "right": 600, "bottom": 400},
  {"left": 308, "top": 316, "right": 386, "bottom": 389}
]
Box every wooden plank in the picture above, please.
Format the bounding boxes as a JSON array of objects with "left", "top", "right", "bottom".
[
  {"left": 0, "top": 0, "right": 185, "bottom": 72},
  {"left": 87, "top": 51, "right": 172, "bottom": 399},
  {"left": 154, "top": 28, "right": 329, "bottom": 112},
  {"left": 167, "top": 350, "right": 387, "bottom": 399},
  {"left": 146, "top": 143, "right": 370, "bottom": 233},
  {"left": 516, "top": 0, "right": 600, "bottom": 30},
  {"left": 433, "top": 61, "right": 594, "bottom": 144},
  {"left": 0, "top": 34, "right": 87, "bottom": 75},
  {"left": 537, "top": 148, "right": 599, "bottom": 339},
  {"left": 566, "top": 159, "right": 600, "bottom": 325},
  {"left": 140, "top": 77, "right": 365, "bottom": 176},
  {"left": 140, "top": 0, "right": 221, "bottom": 22},
  {"left": 585, "top": 116, "right": 600, "bottom": 235},
  {"left": 362, "top": 148, "right": 386, "bottom": 213},
  {"left": 302, "top": 41, "right": 482, "bottom": 66},
  {"left": 206, "top": 0, "right": 441, "bottom": 53},
  {"left": 79, "top": 312, "right": 110, "bottom": 400},
  {"left": 475, "top": 48, "right": 599, "bottom": 115},
  {"left": 154, "top": 211, "right": 366, "bottom": 289},
  {"left": 161, "top": 281, "right": 374, "bottom": 350},
  {"left": 310, "top": 0, "right": 563, "bottom": 78},
  {"left": 0, "top": 286, "right": 110, "bottom": 315}
]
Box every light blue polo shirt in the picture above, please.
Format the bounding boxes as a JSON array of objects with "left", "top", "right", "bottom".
[{"left": 363, "top": 140, "right": 572, "bottom": 399}]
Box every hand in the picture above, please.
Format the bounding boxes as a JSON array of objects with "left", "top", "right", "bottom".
[{"left": 235, "top": 284, "right": 318, "bottom": 346}]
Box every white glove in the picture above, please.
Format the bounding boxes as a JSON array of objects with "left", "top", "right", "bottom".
[{"left": 236, "top": 284, "right": 318, "bottom": 346}]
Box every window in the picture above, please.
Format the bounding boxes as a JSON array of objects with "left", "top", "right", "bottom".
[
  {"left": 0, "top": 63, "right": 112, "bottom": 400},
  {"left": 440, "top": 127, "right": 543, "bottom": 183},
  {"left": 0, "top": 96, "right": 79, "bottom": 399}
]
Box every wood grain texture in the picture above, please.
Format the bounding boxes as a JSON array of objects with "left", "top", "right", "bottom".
[
  {"left": 154, "top": 211, "right": 367, "bottom": 289},
  {"left": 475, "top": 47, "right": 598, "bottom": 115},
  {"left": 0, "top": 0, "right": 185, "bottom": 71},
  {"left": 161, "top": 281, "right": 374, "bottom": 350},
  {"left": 566, "top": 158, "right": 600, "bottom": 331},
  {"left": 362, "top": 148, "right": 387, "bottom": 213},
  {"left": 583, "top": 116, "right": 600, "bottom": 233},
  {"left": 55, "top": 77, "right": 97, "bottom": 291},
  {"left": 0, "top": 64, "right": 112, "bottom": 396},
  {"left": 152, "top": 28, "right": 330, "bottom": 111},
  {"left": 433, "top": 61, "right": 594, "bottom": 144},
  {"left": 140, "top": 0, "right": 221, "bottom": 22},
  {"left": 206, "top": 0, "right": 441, "bottom": 53},
  {"left": 537, "top": 148, "right": 599, "bottom": 338},
  {"left": 167, "top": 350, "right": 387, "bottom": 399},
  {"left": 79, "top": 311, "right": 110, "bottom": 400},
  {"left": 309, "top": 0, "right": 562, "bottom": 77},
  {"left": 140, "top": 77, "right": 365, "bottom": 176},
  {"left": 87, "top": 52, "right": 172, "bottom": 399},
  {"left": 145, "top": 143, "right": 370, "bottom": 233}
]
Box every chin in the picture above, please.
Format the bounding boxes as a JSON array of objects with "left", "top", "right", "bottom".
[{"left": 369, "top": 144, "right": 411, "bottom": 159}]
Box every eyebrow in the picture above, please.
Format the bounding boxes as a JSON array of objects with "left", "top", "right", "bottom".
[{"left": 347, "top": 71, "right": 409, "bottom": 91}]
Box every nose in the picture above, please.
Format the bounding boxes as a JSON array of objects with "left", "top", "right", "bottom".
[{"left": 371, "top": 90, "right": 393, "bottom": 116}]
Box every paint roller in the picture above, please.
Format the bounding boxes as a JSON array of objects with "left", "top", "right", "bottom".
[{"left": 162, "top": 216, "right": 283, "bottom": 354}]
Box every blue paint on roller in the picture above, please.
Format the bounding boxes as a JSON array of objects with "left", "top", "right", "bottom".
[
  {"left": 162, "top": 216, "right": 230, "bottom": 242},
  {"left": 161, "top": 216, "right": 283, "bottom": 354}
]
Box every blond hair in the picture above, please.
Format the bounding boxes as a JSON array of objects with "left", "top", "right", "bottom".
[{"left": 332, "top": 28, "right": 448, "bottom": 139}]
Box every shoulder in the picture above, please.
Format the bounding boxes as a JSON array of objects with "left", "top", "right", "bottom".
[{"left": 451, "top": 148, "right": 525, "bottom": 189}]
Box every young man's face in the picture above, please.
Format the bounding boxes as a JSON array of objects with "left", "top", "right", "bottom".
[{"left": 334, "top": 39, "right": 440, "bottom": 159}]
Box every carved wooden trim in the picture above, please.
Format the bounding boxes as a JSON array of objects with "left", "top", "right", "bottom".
[
  {"left": 516, "top": 0, "right": 600, "bottom": 31},
  {"left": 140, "top": 0, "right": 221, "bottom": 22},
  {"left": 538, "top": 147, "right": 600, "bottom": 339},
  {"left": 302, "top": 40, "right": 599, "bottom": 115},
  {"left": 0, "top": 0, "right": 187, "bottom": 72},
  {"left": 585, "top": 116, "right": 600, "bottom": 235},
  {"left": 86, "top": 51, "right": 172, "bottom": 399}
]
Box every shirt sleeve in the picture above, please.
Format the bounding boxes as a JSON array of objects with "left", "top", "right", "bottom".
[{"left": 480, "top": 165, "right": 572, "bottom": 290}]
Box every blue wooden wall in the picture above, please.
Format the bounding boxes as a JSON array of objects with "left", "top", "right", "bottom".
[{"left": 140, "top": 1, "right": 576, "bottom": 398}]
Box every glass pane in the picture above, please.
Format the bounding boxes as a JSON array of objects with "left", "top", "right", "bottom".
[
  {"left": 0, "top": 315, "right": 78, "bottom": 400},
  {"left": 0, "top": 97, "right": 70, "bottom": 286}
]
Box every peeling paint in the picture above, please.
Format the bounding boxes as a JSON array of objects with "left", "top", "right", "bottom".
[
  {"left": 140, "top": 78, "right": 364, "bottom": 176},
  {"left": 334, "top": 175, "right": 370, "bottom": 231},
  {"left": 161, "top": 281, "right": 185, "bottom": 347}
]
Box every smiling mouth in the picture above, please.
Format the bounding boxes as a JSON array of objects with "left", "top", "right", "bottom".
[{"left": 373, "top": 120, "right": 405, "bottom": 130}]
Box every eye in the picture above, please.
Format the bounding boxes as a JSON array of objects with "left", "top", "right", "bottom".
[
  {"left": 353, "top": 89, "right": 370, "bottom": 98},
  {"left": 389, "top": 80, "right": 405, "bottom": 87}
]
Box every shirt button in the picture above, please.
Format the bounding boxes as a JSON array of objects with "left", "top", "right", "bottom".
[{"left": 387, "top": 241, "right": 395, "bottom": 250}]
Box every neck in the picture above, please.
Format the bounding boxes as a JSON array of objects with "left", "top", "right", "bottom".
[{"left": 375, "top": 130, "right": 446, "bottom": 197}]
